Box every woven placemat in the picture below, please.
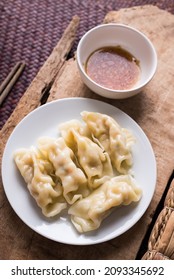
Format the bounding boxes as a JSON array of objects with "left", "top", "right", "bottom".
[{"left": 0, "top": 0, "right": 174, "bottom": 129}]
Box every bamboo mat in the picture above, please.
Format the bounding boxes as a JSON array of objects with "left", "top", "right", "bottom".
[{"left": 0, "top": 0, "right": 174, "bottom": 129}]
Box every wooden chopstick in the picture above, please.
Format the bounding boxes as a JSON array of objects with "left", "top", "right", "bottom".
[{"left": 0, "top": 62, "right": 25, "bottom": 106}]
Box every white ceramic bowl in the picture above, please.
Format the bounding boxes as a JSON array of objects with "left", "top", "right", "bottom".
[{"left": 77, "top": 23, "right": 157, "bottom": 99}]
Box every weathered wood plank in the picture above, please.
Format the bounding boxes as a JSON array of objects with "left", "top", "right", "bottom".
[{"left": 46, "top": 5, "right": 174, "bottom": 259}]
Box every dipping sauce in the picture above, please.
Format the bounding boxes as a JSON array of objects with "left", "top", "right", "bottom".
[{"left": 85, "top": 46, "right": 140, "bottom": 90}]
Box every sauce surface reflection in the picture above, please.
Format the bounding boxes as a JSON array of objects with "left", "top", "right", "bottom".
[{"left": 85, "top": 46, "right": 140, "bottom": 90}]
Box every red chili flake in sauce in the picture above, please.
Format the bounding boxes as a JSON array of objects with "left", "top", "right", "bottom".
[{"left": 85, "top": 46, "right": 140, "bottom": 90}]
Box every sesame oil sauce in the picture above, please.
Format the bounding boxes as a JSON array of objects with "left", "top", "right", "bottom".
[{"left": 85, "top": 46, "right": 140, "bottom": 90}]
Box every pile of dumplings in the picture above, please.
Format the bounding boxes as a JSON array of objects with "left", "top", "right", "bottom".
[{"left": 14, "top": 111, "right": 142, "bottom": 233}]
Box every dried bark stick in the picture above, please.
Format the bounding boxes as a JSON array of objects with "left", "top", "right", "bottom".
[
  {"left": 0, "top": 15, "right": 79, "bottom": 160},
  {"left": 48, "top": 57, "right": 95, "bottom": 101}
]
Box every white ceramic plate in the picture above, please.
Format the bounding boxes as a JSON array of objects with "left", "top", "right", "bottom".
[{"left": 2, "top": 98, "right": 156, "bottom": 245}]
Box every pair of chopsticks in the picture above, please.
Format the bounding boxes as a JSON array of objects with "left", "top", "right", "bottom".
[{"left": 0, "top": 61, "right": 25, "bottom": 106}]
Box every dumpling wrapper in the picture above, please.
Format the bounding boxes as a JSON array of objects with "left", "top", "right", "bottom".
[
  {"left": 38, "top": 137, "right": 89, "bottom": 204},
  {"left": 14, "top": 147, "right": 67, "bottom": 217},
  {"left": 81, "top": 111, "right": 135, "bottom": 174},
  {"left": 59, "top": 120, "right": 113, "bottom": 188},
  {"left": 59, "top": 119, "right": 91, "bottom": 148},
  {"left": 68, "top": 175, "right": 142, "bottom": 233}
]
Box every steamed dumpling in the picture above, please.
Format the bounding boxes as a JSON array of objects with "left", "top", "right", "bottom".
[
  {"left": 69, "top": 175, "right": 142, "bottom": 232},
  {"left": 37, "top": 137, "right": 89, "bottom": 204},
  {"left": 59, "top": 121, "right": 113, "bottom": 188},
  {"left": 14, "top": 147, "right": 67, "bottom": 217},
  {"left": 81, "top": 111, "right": 135, "bottom": 174},
  {"left": 59, "top": 119, "right": 91, "bottom": 148}
]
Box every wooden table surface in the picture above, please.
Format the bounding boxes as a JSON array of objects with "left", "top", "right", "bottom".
[{"left": 0, "top": 5, "right": 174, "bottom": 260}]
